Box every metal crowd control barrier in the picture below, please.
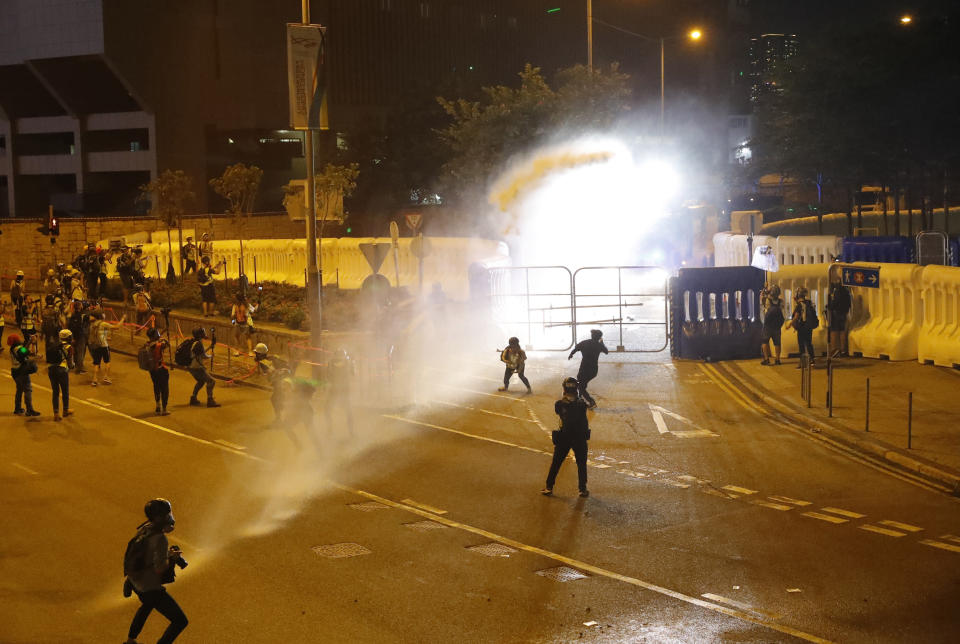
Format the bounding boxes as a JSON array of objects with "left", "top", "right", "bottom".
[
  {"left": 672, "top": 266, "right": 766, "bottom": 360},
  {"left": 488, "top": 266, "right": 575, "bottom": 351},
  {"left": 916, "top": 231, "right": 948, "bottom": 266},
  {"left": 572, "top": 266, "right": 668, "bottom": 352}
]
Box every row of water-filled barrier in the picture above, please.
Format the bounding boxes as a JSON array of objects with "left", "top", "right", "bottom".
[
  {"left": 671, "top": 262, "right": 960, "bottom": 368},
  {"left": 96, "top": 236, "right": 511, "bottom": 300},
  {"left": 713, "top": 233, "right": 960, "bottom": 268}
]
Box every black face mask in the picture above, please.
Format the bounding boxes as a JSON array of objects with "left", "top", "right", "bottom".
[{"left": 16, "top": 277, "right": 23, "bottom": 281}]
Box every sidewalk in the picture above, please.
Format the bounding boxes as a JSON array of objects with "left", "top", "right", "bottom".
[{"left": 716, "top": 355, "right": 960, "bottom": 494}]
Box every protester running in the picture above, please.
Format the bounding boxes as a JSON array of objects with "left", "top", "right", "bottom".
[
  {"left": 568, "top": 329, "right": 608, "bottom": 408},
  {"left": 498, "top": 336, "right": 531, "bottom": 393}
]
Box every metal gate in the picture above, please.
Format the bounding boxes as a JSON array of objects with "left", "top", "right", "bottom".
[{"left": 487, "top": 265, "right": 668, "bottom": 352}]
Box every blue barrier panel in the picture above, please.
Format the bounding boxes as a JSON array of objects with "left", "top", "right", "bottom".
[
  {"left": 672, "top": 266, "right": 766, "bottom": 361},
  {"left": 841, "top": 236, "right": 914, "bottom": 264},
  {"left": 949, "top": 237, "right": 960, "bottom": 267}
]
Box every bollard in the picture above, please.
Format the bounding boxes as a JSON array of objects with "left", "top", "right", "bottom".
[
  {"left": 827, "top": 359, "right": 834, "bottom": 417},
  {"left": 865, "top": 378, "right": 870, "bottom": 432},
  {"left": 253, "top": 256, "right": 258, "bottom": 284},
  {"left": 806, "top": 362, "right": 812, "bottom": 408},
  {"left": 907, "top": 392, "right": 913, "bottom": 449}
]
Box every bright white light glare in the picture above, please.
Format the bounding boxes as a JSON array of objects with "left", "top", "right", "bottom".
[{"left": 491, "top": 138, "right": 681, "bottom": 267}]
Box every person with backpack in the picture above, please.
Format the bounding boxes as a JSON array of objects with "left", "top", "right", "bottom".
[
  {"left": 88, "top": 309, "right": 124, "bottom": 386},
  {"left": 47, "top": 328, "right": 74, "bottom": 421},
  {"left": 19, "top": 295, "right": 39, "bottom": 355},
  {"left": 760, "top": 284, "right": 785, "bottom": 366},
  {"left": 541, "top": 377, "right": 591, "bottom": 498},
  {"left": 41, "top": 294, "right": 62, "bottom": 352},
  {"left": 117, "top": 246, "right": 135, "bottom": 302},
  {"left": 177, "top": 327, "right": 220, "bottom": 408},
  {"left": 123, "top": 498, "right": 189, "bottom": 644},
  {"left": 498, "top": 336, "right": 531, "bottom": 393},
  {"left": 132, "top": 284, "right": 153, "bottom": 333},
  {"left": 9, "top": 333, "right": 40, "bottom": 417},
  {"left": 197, "top": 256, "right": 222, "bottom": 317},
  {"left": 568, "top": 329, "right": 608, "bottom": 408},
  {"left": 230, "top": 291, "right": 257, "bottom": 356},
  {"left": 786, "top": 286, "right": 818, "bottom": 367},
  {"left": 826, "top": 278, "right": 852, "bottom": 358},
  {"left": 142, "top": 328, "right": 171, "bottom": 416},
  {"left": 10, "top": 270, "right": 26, "bottom": 327},
  {"left": 67, "top": 300, "right": 91, "bottom": 374}
]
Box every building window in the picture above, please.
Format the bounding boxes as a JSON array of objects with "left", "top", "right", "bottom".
[
  {"left": 419, "top": 2, "right": 430, "bottom": 18},
  {"left": 729, "top": 117, "right": 747, "bottom": 129}
]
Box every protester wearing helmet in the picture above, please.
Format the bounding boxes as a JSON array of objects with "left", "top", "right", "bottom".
[
  {"left": 187, "top": 328, "right": 219, "bottom": 407},
  {"left": 123, "top": 498, "right": 189, "bottom": 644},
  {"left": 9, "top": 333, "right": 40, "bottom": 417},
  {"left": 568, "top": 329, "right": 608, "bottom": 408},
  {"left": 253, "top": 342, "right": 291, "bottom": 424},
  {"left": 47, "top": 328, "right": 74, "bottom": 421},
  {"left": 10, "top": 270, "right": 26, "bottom": 326},
  {"left": 542, "top": 377, "right": 591, "bottom": 498},
  {"left": 146, "top": 328, "right": 171, "bottom": 416},
  {"left": 498, "top": 336, "right": 531, "bottom": 393},
  {"left": 786, "top": 286, "right": 818, "bottom": 367}
]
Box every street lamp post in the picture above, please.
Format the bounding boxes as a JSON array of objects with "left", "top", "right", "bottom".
[
  {"left": 587, "top": 0, "right": 593, "bottom": 72},
  {"left": 301, "top": 0, "right": 322, "bottom": 349}
]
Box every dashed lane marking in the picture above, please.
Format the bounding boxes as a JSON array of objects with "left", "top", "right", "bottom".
[
  {"left": 820, "top": 507, "right": 866, "bottom": 519},
  {"left": 437, "top": 383, "right": 524, "bottom": 401},
  {"left": 341, "top": 486, "right": 832, "bottom": 644},
  {"left": 85, "top": 397, "right": 112, "bottom": 407},
  {"left": 768, "top": 496, "right": 812, "bottom": 507},
  {"left": 11, "top": 462, "right": 39, "bottom": 476},
  {"left": 750, "top": 500, "right": 793, "bottom": 511},
  {"left": 701, "top": 593, "right": 783, "bottom": 620},
  {"left": 878, "top": 520, "right": 923, "bottom": 533},
  {"left": 802, "top": 512, "right": 849, "bottom": 524},
  {"left": 859, "top": 525, "right": 907, "bottom": 538},
  {"left": 383, "top": 415, "right": 547, "bottom": 456},
  {"left": 428, "top": 399, "right": 538, "bottom": 423},
  {"left": 722, "top": 485, "right": 758, "bottom": 496},
  {"left": 401, "top": 499, "right": 447, "bottom": 515},
  {"left": 940, "top": 534, "right": 960, "bottom": 545},
  {"left": 920, "top": 539, "right": 960, "bottom": 554}
]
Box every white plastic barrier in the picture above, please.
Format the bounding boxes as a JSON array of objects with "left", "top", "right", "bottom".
[
  {"left": 918, "top": 265, "right": 960, "bottom": 368},
  {"left": 775, "top": 236, "right": 841, "bottom": 266},
  {"left": 768, "top": 263, "right": 831, "bottom": 356},
  {"left": 848, "top": 263, "right": 924, "bottom": 361},
  {"left": 713, "top": 233, "right": 775, "bottom": 267}
]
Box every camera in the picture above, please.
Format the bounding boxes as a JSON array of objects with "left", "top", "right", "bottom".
[{"left": 169, "top": 545, "right": 188, "bottom": 569}]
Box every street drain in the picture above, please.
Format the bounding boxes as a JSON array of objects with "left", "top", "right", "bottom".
[
  {"left": 403, "top": 520, "right": 448, "bottom": 532},
  {"left": 535, "top": 566, "right": 589, "bottom": 582},
  {"left": 312, "top": 543, "right": 372, "bottom": 558},
  {"left": 467, "top": 542, "right": 517, "bottom": 557},
  {"left": 348, "top": 501, "right": 390, "bottom": 512}
]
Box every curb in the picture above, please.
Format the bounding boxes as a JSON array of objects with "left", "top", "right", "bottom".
[{"left": 714, "top": 361, "right": 960, "bottom": 496}]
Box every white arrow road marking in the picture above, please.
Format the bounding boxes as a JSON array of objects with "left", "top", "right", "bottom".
[
  {"left": 648, "top": 403, "right": 719, "bottom": 438},
  {"left": 11, "top": 462, "right": 39, "bottom": 476}
]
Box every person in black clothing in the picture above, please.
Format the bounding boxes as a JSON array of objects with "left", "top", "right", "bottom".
[
  {"left": 187, "top": 328, "right": 220, "bottom": 408},
  {"left": 147, "top": 328, "right": 171, "bottom": 416},
  {"left": 826, "top": 279, "right": 852, "bottom": 357},
  {"left": 542, "top": 377, "right": 591, "bottom": 498},
  {"left": 568, "top": 329, "right": 608, "bottom": 408},
  {"left": 9, "top": 333, "right": 40, "bottom": 417},
  {"left": 786, "top": 287, "right": 817, "bottom": 367}
]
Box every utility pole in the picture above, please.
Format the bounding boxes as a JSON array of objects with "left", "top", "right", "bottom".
[
  {"left": 659, "top": 37, "right": 665, "bottom": 134},
  {"left": 587, "top": 0, "right": 593, "bottom": 72},
  {"left": 301, "top": 0, "right": 321, "bottom": 349}
]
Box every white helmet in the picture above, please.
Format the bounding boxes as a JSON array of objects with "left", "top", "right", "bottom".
[
  {"left": 59, "top": 329, "right": 73, "bottom": 341},
  {"left": 254, "top": 342, "right": 268, "bottom": 355}
]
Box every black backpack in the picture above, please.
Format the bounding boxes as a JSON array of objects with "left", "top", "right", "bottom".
[
  {"left": 174, "top": 339, "right": 196, "bottom": 367},
  {"left": 138, "top": 342, "right": 158, "bottom": 371},
  {"left": 41, "top": 313, "right": 60, "bottom": 339},
  {"left": 805, "top": 302, "right": 820, "bottom": 329},
  {"left": 123, "top": 526, "right": 152, "bottom": 576}
]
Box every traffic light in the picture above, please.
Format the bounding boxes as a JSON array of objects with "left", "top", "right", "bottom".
[{"left": 50, "top": 216, "right": 59, "bottom": 236}]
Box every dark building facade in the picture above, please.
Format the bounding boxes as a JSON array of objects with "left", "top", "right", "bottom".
[{"left": 0, "top": 0, "right": 583, "bottom": 218}]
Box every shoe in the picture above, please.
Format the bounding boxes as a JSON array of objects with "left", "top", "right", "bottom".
[
  {"left": 155, "top": 405, "right": 162, "bottom": 415},
  {"left": 525, "top": 387, "right": 532, "bottom": 394},
  {"left": 497, "top": 387, "right": 508, "bottom": 392},
  {"left": 233, "top": 351, "right": 241, "bottom": 357},
  {"left": 760, "top": 359, "right": 770, "bottom": 365},
  {"left": 103, "top": 378, "right": 112, "bottom": 385},
  {"left": 189, "top": 397, "right": 202, "bottom": 407},
  {"left": 207, "top": 399, "right": 221, "bottom": 408},
  {"left": 160, "top": 409, "right": 170, "bottom": 416},
  {"left": 54, "top": 412, "right": 62, "bottom": 421},
  {"left": 540, "top": 488, "right": 553, "bottom": 496},
  {"left": 14, "top": 409, "right": 24, "bottom": 415},
  {"left": 775, "top": 359, "right": 782, "bottom": 365},
  {"left": 25, "top": 410, "right": 40, "bottom": 417},
  {"left": 579, "top": 489, "right": 590, "bottom": 498},
  {"left": 90, "top": 381, "right": 98, "bottom": 387},
  {"left": 63, "top": 409, "right": 73, "bottom": 417}
]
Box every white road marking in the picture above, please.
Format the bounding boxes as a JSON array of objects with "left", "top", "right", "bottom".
[
  {"left": 428, "top": 399, "right": 538, "bottom": 423},
  {"left": 750, "top": 500, "right": 793, "bottom": 511},
  {"left": 722, "top": 485, "right": 758, "bottom": 496},
  {"left": 401, "top": 499, "right": 448, "bottom": 515},
  {"left": 820, "top": 507, "right": 866, "bottom": 519},
  {"left": 701, "top": 593, "right": 782, "bottom": 620},
  {"left": 920, "top": 539, "right": 960, "bottom": 554},
  {"left": 802, "top": 512, "right": 849, "bottom": 524},
  {"left": 438, "top": 383, "right": 522, "bottom": 401},
  {"left": 11, "top": 462, "right": 39, "bottom": 476},
  {"left": 648, "top": 403, "right": 719, "bottom": 438},
  {"left": 939, "top": 534, "right": 960, "bottom": 545},
  {"left": 85, "top": 397, "right": 112, "bottom": 407},
  {"left": 878, "top": 520, "right": 923, "bottom": 533},
  {"left": 214, "top": 439, "right": 246, "bottom": 450},
  {"left": 859, "top": 524, "right": 907, "bottom": 538},
  {"left": 344, "top": 487, "right": 832, "bottom": 644},
  {"left": 768, "top": 496, "right": 812, "bottom": 507}
]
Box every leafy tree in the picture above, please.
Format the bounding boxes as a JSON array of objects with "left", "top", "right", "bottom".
[
  {"left": 209, "top": 163, "right": 263, "bottom": 278},
  {"left": 314, "top": 162, "right": 359, "bottom": 240},
  {"left": 436, "top": 63, "right": 632, "bottom": 204},
  {"left": 139, "top": 170, "right": 195, "bottom": 281}
]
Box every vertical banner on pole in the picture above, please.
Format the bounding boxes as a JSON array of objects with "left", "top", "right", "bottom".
[{"left": 286, "top": 24, "right": 329, "bottom": 131}]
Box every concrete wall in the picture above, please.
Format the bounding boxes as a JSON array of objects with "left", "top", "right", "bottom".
[{"left": 0, "top": 212, "right": 306, "bottom": 285}]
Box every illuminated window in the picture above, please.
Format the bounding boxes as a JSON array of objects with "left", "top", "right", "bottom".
[{"left": 419, "top": 2, "right": 430, "bottom": 18}]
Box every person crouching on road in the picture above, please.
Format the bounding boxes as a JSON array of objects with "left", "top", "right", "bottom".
[
  {"left": 47, "top": 328, "right": 74, "bottom": 421},
  {"left": 9, "top": 333, "right": 40, "bottom": 417},
  {"left": 147, "top": 328, "right": 171, "bottom": 416},
  {"left": 568, "top": 328, "right": 608, "bottom": 408},
  {"left": 88, "top": 309, "right": 124, "bottom": 386},
  {"left": 498, "top": 336, "right": 531, "bottom": 393},
  {"left": 187, "top": 328, "right": 220, "bottom": 408},
  {"left": 760, "top": 284, "right": 785, "bottom": 366},
  {"left": 542, "top": 377, "right": 591, "bottom": 498},
  {"left": 123, "top": 498, "right": 189, "bottom": 644}
]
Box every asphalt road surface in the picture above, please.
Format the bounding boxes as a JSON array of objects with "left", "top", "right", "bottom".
[{"left": 2, "top": 350, "right": 959, "bottom": 643}]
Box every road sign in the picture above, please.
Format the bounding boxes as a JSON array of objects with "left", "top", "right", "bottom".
[
  {"left": 359, "top": 243, "right": 392, "bottom": 274},
  {"left": 405, "top": 213, "right": 423, "bottom": 232},
  {"left": 389, "top": 221, "right": 399, "bottom": 244},
  {"left": 841, "top": 267, "right": 880, "bottom": 289},
  {"left": 410, "top": 234, "right": 432, "bottom": 259}
]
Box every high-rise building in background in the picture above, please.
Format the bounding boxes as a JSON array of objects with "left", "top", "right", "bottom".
[
  {"left": 0, "top": 0, "right": 582, "bottom": 218},
  {"left": 747, "top": 33, "right": 799, "bottom": 103}
]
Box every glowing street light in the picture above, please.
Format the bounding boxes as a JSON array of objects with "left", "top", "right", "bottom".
[
  {"left": 899, "top": 15, "right": 913, "bottom": 24},
  {"left": 689, "top": 29, "right": 703, "bottom": 41}
]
